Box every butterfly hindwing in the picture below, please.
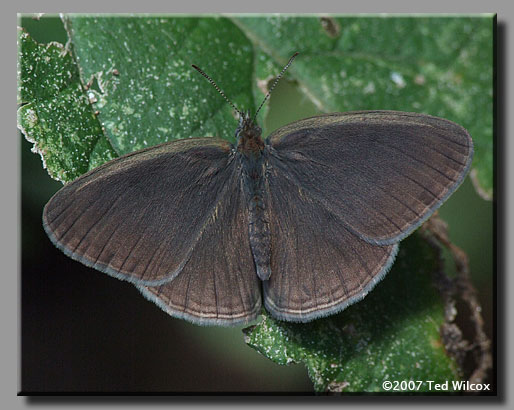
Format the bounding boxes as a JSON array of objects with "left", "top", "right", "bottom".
[
  {"left": 262, "top": 160, "right": 398, "bottom": 321},
  {"left": 138, "top": 170, "right": 262, "bottom": 325}
]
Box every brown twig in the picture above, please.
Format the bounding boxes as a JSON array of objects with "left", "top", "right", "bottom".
[{"left": 421, "top": 213, "right": 492, "bottom": 391}]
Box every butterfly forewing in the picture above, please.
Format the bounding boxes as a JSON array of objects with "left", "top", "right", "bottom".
[
  {"left": 43, "top": 138, "right": 242, "bottom": 286},
  {"left": 267, "top": 111, "right": 473, "bottom": 245}
]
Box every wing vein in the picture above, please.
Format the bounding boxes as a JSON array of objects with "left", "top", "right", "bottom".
[
  {"left": 70, "top": 196, "right": 123, "bottom": 253},
  {"left": 272, "top": 159, "right": 405, "bottom": 233},
  {"left": 372, "top": 139, "right": 455, "bottom": 183}
]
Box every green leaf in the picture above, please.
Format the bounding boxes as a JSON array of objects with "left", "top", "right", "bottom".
[
  {"left": 63, "top": 15, "right": 259, "bottom": 154},
  {"left": 17, "top": 27, "right": 117, "bottom": 183},
  {"left": 251, "top": 50, "right": 284, "bottom": 134},
  {"left": 244, "top": 233, "right": 460, "bottom": 393},
  {"left": 233, "top": 15, "right": 493, "bottom": 199}
]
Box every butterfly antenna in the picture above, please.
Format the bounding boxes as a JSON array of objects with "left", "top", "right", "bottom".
[
  {"left": 192, "top": 64, "right": 244, "bottom": 119},
  {"left": 252, "top": 52, "right": 299, "bottom": 124}
]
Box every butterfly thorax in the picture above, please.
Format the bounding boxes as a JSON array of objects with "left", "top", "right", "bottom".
[{"left": 236, "top": 117, "right": 265, "bottom": 158}]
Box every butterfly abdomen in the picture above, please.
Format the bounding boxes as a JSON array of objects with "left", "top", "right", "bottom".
[
  {"left": 248, "top": 198, "right": 272, "bottom": 281},
  {"left": 241, "top": 152, "right": 272, "bottom": 281}
]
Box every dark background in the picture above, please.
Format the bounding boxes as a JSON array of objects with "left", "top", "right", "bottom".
[{"left": 20, "top": 16, "right": 493, "bottom": 393}]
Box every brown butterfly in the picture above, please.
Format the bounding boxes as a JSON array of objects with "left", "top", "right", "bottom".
[{"left": 43, "top": 53, "right": 473, "bottom": 325}]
